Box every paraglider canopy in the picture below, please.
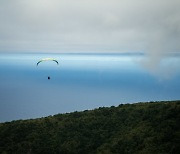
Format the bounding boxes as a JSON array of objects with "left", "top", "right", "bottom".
[
  {"left": 37, "top": 58, "right": 59, "bottom": 80},
  {"left": 37, "top": 58, "right": 59, "bottom": 66}
]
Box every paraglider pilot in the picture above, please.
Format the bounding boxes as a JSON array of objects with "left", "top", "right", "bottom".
[{"left": 36, "top": 58, "right": 59, "bottom": 80}]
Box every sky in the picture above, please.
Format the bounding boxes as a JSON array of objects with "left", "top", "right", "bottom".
[
  {"left": 0, "top": 1, "right": 180, "bottom": 121},
  {"left": 0, "top": 0, "right": 180, "bottom": 55}
]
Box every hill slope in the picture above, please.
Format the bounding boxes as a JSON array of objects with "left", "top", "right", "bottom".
[{"left": 0, "top": 101, "right": 180, "bottom": 154}]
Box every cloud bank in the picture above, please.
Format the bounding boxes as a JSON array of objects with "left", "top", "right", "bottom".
[{"left": 0, "top": 0, "right": 180, "bottom": 55}]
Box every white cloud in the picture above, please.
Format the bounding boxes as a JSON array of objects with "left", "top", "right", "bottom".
[{"left": 0, "top": 0, "right": 180, "bottom": 55}]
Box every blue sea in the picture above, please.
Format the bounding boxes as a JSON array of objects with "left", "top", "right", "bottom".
[{"left": 0, "top": 53, "right": 180, "bottom": 122}]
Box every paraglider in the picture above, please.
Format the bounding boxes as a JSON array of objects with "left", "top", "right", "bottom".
[
  {"left": 37, "top": 58, "right": 59, "bottom": 80},
  {"left": 37, "top": 58, "right": 59, "bottom": 66}
]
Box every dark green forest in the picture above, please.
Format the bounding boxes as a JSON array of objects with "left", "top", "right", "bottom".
[{"left": 0, "top": 101, "right": 179, "bottom": 154}]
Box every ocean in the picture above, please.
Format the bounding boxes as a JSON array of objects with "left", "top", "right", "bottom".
[{"left": 0, "top": 53, "right": 180, "bottom": 122}]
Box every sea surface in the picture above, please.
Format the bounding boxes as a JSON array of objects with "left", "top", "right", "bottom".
[{"left": 0, "top": 53, "right": 180, "bottom": 122}]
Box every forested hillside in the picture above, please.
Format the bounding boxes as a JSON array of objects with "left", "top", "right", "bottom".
[{"left": 0, "top": 101, "right": 179, "bottom": 154}]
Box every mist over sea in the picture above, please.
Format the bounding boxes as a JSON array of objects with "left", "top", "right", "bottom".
[{"left": 0, "top": 53, "right": 180, "bottom": 122}]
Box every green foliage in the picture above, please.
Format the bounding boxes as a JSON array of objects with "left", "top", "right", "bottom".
[{"left": 0, "top": 101, "right": 179, "bottom": 154}]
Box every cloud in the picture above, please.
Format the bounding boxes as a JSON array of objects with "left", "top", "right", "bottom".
[{"left": 0, "top": 0, "right": 180, "bottom": 55}]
